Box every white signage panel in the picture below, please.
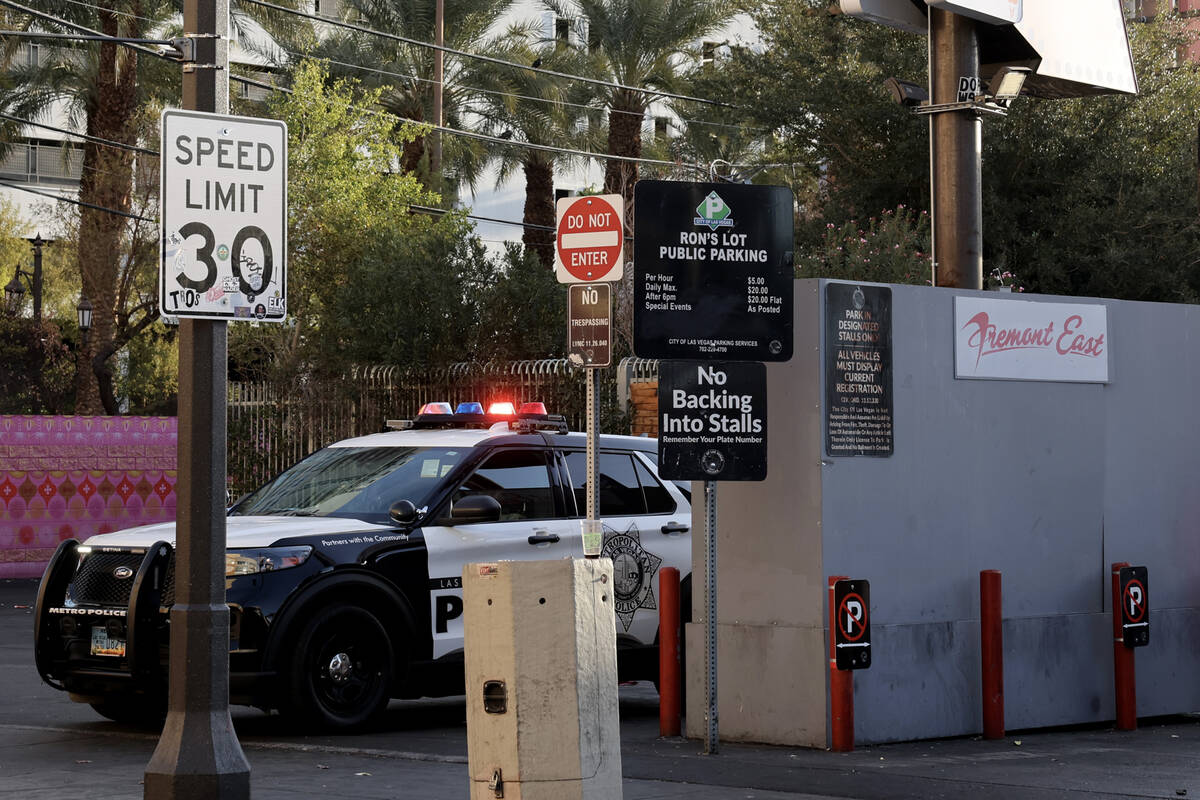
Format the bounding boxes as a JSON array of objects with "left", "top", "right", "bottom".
[
  {"left": 840, "top": 0, "right": 927, "bottom": 34},
  {"left": 1012, "top": 0, "right": 1136, "bottom": 96},
  {"left": 160, "top": 109, "right": 288, "bottom": 321},
  {"left": 927, "top": 0, "right": 1021, "bottom": 25},
  {"left": 954, "top": 296, "right": 1108, "bottom": 383}
]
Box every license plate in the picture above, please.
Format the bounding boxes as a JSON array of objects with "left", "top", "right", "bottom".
[{"left": 90, "top": 625, "right": 125, "bottom": 657}]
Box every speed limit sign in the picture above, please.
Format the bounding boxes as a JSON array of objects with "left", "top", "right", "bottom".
[{"left": 160, "top": 109, "right": 287, "bottom": 321}]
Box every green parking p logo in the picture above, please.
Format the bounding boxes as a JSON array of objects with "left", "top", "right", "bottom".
[{"left": 694, "top": 191, "right": 734, "bottom": 231}]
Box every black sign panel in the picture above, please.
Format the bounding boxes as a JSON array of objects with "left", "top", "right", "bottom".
[
  {"left": 567, "top": 283, "right": 612, "bottom": 367},
  {"left": 834, "top": 579, "right": 871, "bottom": 670},
  {"left": 1118, "top": 566, "right": 1149, "bottom": 648},
  {"left": 657, "top": 361, "right": 766, "bottom": 481},
  {"left": 824, "top": 283, "right": 894, "bottom": 457},
  {"left": 633, "top": 180, "right": 794, "bottom": 362}
]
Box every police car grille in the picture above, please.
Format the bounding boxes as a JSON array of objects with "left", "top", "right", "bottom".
[{"left": 67, "top": 552, "right": 143, "bottom": 607}]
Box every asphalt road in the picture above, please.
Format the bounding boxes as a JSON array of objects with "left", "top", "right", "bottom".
[{"left": 3, "top": 577, "right": 1200, "bottom": 799}]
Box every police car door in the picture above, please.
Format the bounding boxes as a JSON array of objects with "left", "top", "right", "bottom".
[
  {"left": 561, "top": 449, "right": 691, "bottom": 646},
  {"left": 422, "top": 446, "right": 577, "bottom": 659}
]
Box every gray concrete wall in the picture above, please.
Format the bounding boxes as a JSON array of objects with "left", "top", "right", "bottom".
[
  {"left": 820, "top": 283, "right": 1200, "bottom": 743},
  {"left": 690, "top": 280, "right": 1200, "bottom": 748}
]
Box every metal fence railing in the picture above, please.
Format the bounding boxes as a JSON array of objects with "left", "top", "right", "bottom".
[{"left": 226, "top": 358, "right": 659, "bottom": 499}]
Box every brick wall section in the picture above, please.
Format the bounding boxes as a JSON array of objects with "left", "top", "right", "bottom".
[
  {"left": 630, "top": 382, "right": 659, "bottom": 438},
  {"left": 0, "top": 416, "right": 177, "bottom": 579}
]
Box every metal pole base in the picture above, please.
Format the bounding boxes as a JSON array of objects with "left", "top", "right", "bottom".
[{"left": 144, "top": 604, "right": 250, "bottom": 800}]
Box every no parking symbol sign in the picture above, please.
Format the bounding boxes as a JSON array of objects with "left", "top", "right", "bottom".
[{"left": 834, "top": 579, "right": 871, "bottom": 670}]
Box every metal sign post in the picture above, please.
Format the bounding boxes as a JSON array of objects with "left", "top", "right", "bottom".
[
  {"left": 143, "top": 0, "right": 251, "bottom": 794},
  {"left": 583, "top": 365, "right": 602, "bottom": 557},
  {"left": 703, "top": 479, "right": 718, "bottom": 754}
]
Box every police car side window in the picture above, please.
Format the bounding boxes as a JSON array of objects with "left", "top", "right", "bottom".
[
  {"left": 633, "top": 457, "right": 676, "bottom": 514},
  {"left": 564, "top": 451, "right": 646, "bottom": 516},
  {"left": 455, "top": 449, "right": 556, "bottom": 521}
]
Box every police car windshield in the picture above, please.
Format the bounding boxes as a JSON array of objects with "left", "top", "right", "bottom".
[{"left": 231, "top": 446, "right": 463, "bottom": 522}]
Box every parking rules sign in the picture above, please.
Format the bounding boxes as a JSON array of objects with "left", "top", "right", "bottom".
[
  {"left": 554, "top": 194, "right": 624, "bottom": 284},
  {"left": 160, "top": 109, "right": 287, "bottom": 321}
]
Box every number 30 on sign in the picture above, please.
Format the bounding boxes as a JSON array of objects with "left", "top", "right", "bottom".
[{"left": 160, "top": 109, "right": 288, "bottom": 322}]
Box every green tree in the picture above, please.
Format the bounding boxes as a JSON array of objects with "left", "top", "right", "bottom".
[
  {"left": 475, "top": 33, "right": 590, "bottom": 268},
  {"left": 981, "top": 13, "right": 1200, "bottom": 302},
  {"left": 541, "top": 0, "right": 740, "bottom": 217},
  {"left": 231, "top": 59, "right": 475, "bottom": 378},
  {"left": 301, "top": 0, "right": 516, "bottom": 194}
]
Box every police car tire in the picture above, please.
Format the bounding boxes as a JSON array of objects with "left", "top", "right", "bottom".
[
  {"left": 89, "top": 694, "right": 166, "bottom": 727},
  {"left": 287, "top": 603, "right": 395, "bottom": 730}
]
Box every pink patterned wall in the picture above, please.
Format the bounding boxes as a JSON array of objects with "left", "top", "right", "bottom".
[{"left": 0, "top": 416, "right": 177, "bottom": 579}]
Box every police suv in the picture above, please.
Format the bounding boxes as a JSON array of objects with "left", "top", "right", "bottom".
[{"left": 33, "top": 402, "right": 691, "bottom": 729}]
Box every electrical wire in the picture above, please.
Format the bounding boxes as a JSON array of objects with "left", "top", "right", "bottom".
[
  {"left": 0, "top": 111, "right": 160, "bottom": 155},
  {"left": 0, "top": 179, "right": 154, "bottom": 222},
  {"left": 27, "top": 0, "right": 756, "bottom": 134},
  {"left": 411, "top": 203, "right": 553, "bottom": 232},
  {"left": 233, "top": 73, "right": 700, "bottom": 170},
  {"left": 242, "top": 0, "right": 729, "bottom": 108},
  {"left": 6, "top": 2, "right": 778, "bottom": 173},
  {"left": 0, "top": 0, "right": 171, "bottom": 60},
  {"left": 288, "top": 50, "right": 761, "bottom": 135}
]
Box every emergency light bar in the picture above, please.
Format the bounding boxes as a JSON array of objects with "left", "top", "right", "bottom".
[{"left": 401, "top": 399, "right": 568, "bottom": 433}]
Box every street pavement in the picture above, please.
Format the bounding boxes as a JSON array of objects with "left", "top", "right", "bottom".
[{"left": 3, "top": 577, "right": 1198, "bottom": 799}]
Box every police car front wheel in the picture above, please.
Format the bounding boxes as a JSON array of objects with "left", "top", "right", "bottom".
[{"left": 287, "top": 603, "right": 395, "bottom": 730}]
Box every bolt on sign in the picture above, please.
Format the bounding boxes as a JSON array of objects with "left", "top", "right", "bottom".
[
  {"left": 160, "top": 109, "right": 287, "bottom": 321},
  {"left": 834, "top": 579, "right": 871, "bottom": 670},
  {"left": 567, "top": 283, "right": 612, "bottom": 368},
  {"left": 633, "top": 180, "right": 794, "bottom": 362},
  {"left": 1118, "top": 566, "right": 1149, "bottom": 648},
  {"left": 555, "top": 194, "right": 624, "bottom": 284},
  {"left": 657, "top": 361, "right": 767, "bottom": 482}
]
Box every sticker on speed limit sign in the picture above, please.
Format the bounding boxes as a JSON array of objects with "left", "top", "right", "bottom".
[{"left": 160, "top": 109, "right": 287, "bottom": 321}]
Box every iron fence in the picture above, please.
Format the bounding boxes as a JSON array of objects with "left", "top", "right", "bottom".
[{"left": 227, "top": 358, "right": 658, "bottom": 499}]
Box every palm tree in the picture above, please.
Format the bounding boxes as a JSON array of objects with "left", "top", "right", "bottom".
[
  {"left": 307, "top": 0, "right": 516, "bottom": 196},
  {"left": 0, "top": 0, "right": 298, "bottom": 413},
  {"left": 475, "top": 31, "right": 594, "bottom": 267},
  {"left": 1, "top": 0, "right": 180, "bottom": 414},
  {"left": 540, "top": 0, "right": 738, "bottom": 221}
]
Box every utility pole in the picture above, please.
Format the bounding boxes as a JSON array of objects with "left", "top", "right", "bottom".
[
  {"left": 928, "top": 6, "right": 982, "bottom": 290},
  {"left": 431, "top": 0, "right": 444, "bottom": 179},
  {"left": 28, "top": 234, "right": 46, "bottom": 325},
  {"left": 143, "top": 0, "right": 250, "bottom": 794}
]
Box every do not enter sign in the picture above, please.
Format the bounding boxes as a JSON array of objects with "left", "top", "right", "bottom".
[{"left": 555, "top": 194, "right": 624, "bottom": 284}]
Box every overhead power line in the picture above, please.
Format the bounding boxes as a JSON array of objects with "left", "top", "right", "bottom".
[
  {"left": 233, "top": 74, "right": 698, "bottom": 169},
  {"left": 241, "top": 0, "right": 729, "bottom": 108},
  {"left": 0, "top": 0, "right": 172, "bottom": 61},
  {"left": 0, "top": 179, "right": 154, "bottom": 222},
  {"left": 0, "top": 111, "right": 159, "bottom": 155}
]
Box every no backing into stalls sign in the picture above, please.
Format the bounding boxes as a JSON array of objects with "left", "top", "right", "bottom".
[{"left": 657, "top": 361, "right": 767, "bottom": 481}]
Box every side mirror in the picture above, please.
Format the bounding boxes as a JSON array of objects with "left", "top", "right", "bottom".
[
  {"left": 441, "top": 494, "right": 502, "bottom": 525},
  {"left": 389, "top": 499, "right": 419, "bottom": 526}
]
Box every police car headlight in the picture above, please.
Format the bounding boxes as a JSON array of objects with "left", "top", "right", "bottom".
[{"left": 225, "top": 546, "right": 313, "bottom": 576}]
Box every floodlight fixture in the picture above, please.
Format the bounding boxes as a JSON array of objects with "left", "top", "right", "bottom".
[
  {"left": 990, "top": 66, "right": 1031, "bottom": 106},
  {"left": 884, "top": 77, "right": 929, "bottom": 108}
]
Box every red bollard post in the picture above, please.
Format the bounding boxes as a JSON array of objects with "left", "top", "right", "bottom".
[
  {"left": 1111, "top": 562, "right": 1137, "bottom": 731},
  {"left": 828, "top": 575, "right": 854, "bottom": 752},
  {"left": 980, "top": 570, "right": 1004, "bottom": 739},
  {"left": 658, "top": 567, "right": 681, "bottom": 737}
]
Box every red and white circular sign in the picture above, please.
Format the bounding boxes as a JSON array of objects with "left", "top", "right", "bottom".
[{"left": 554, "top": 194, "right": 624, "bottom": 284}]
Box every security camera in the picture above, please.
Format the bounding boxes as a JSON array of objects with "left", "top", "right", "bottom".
[{"left": 883, "top": 77, "right": 929, "bottom": 107}]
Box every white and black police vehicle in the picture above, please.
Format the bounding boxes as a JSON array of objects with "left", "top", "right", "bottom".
[{"left": 34, "top": 402, "right": 692, "bottom": 729}]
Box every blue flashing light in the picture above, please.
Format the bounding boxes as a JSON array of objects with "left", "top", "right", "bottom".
[{"left": 455, "top": 402, "right": 485, "bottom": 415}]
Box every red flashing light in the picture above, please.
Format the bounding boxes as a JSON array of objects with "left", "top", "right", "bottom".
[
  {"left": 418, "top": 402, "right": 453, "bottom": 416},
  {"left": 518, "top": 402, "right": 548, "bottom": 415},
  {"left": 487, "top": 401, "right": 517, "bottom": 417}
]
